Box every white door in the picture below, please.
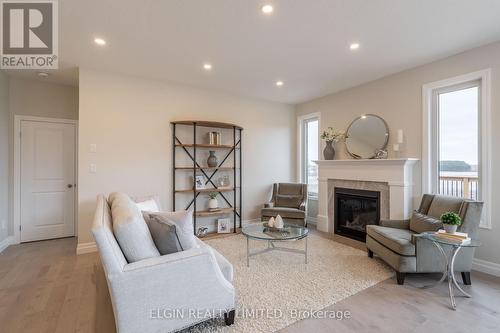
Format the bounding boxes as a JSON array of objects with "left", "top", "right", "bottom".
[{"left": 20, "top": 120, "right": 76, "bottom": 242}]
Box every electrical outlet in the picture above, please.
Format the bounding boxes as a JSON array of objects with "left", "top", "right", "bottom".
[
  {"left": 90, "top": 164, "right": 97, "bottom": 173},
  {"left": 90, "top": 144, "right": 97, "bottom": 153}
]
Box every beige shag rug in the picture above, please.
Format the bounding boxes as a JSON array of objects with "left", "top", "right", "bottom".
[{"left": 184, "top": 234, "right": 393, "bottom": 332}]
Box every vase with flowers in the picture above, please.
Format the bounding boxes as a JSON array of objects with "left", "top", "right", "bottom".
[{"left": 320, "top": 127, "right": 347, "bottom": 160}]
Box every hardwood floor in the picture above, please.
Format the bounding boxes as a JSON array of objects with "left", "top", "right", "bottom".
[{"left": 1, "top": 236, "right": 499, "bottom": 333}]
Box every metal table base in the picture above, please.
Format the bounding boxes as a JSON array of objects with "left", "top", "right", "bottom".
[
  {"left": 246, "top": 237, "right": 308, "bottom": 267},
  {"left": 423, "top": 241, "right": 471, "bottom": 310}
]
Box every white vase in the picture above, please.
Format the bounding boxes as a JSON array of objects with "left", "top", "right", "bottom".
[
  {"left": 275, "top": 215, "right": 284, "bottom": 229},
  {"left": 443, "top": 224, "right": 458, "bottom": 234},
  {"left": 268, "top": 217, "right": 275, "bottom": 227},
  {"left": 208, "top": 198, "right": 218, "bottom": 209}
]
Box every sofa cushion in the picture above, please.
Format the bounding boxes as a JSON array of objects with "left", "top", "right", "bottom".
[
  {"left": 366, "top": 225, "right": 416, "bottom": 256},
  {"left": 109, "top": 192, "right": 160, "bottom": 263},
  {"left": 427, "top": 196, "right": 463, "bottom": 219},
  {"left": 143, "top": 212, "right": 183, "bottom": 255},
  {"left": 409, "top": 211, "right": 443, "bottom": 234},
  {"left": 275, "top": 194, "right": 302, "bottom": 209},
  {"left": 261, "top": 207, "right": 305, "bottom": 219},
  {"left": 149, "top": 210, "right": 199, "bottom": 250}
]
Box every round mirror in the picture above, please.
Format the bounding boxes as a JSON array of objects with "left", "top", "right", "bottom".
[{"left": 345, "top": 114, "right": 389, "bottom": 159}]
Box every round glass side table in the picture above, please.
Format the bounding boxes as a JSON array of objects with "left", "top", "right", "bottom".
[{"left": 418, "top": 232, "right": 481, "bottom": 310}]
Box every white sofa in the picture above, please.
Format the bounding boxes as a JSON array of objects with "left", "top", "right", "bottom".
[{"left": 91, "top": 194, "right": 236, "bottom": 333}]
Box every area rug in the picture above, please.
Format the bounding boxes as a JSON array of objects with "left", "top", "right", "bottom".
[{"left": 185, "top": 234, "right": 393, "bottom": 332}]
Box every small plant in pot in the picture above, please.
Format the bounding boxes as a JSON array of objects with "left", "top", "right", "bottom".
[
  {"left": 440, "top": 212, "right": 461, "bottom": 234},
  {"left": 207, "top": 192, "right": 219, "bottom": 210}
]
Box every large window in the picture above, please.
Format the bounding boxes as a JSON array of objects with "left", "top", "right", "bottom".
[
  {"left": 299, "top": 115, "right": 319, "bottom": 197},
  {"left": 423, "top": 70, "right": 491, "bottom": 228},
  {"left": 436, "top": 82, "right": 480, "bottom": 200}
]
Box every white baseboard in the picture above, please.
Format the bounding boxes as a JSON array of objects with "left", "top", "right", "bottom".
[
  {"left": 76, "top": 241, "right": 97, "bottom": 255},
  {"left": 0, "top": 236, "right": 14, "bottom": 253},
  {"left": 472, "top": 258, "right": 500, "bottom": 277}
]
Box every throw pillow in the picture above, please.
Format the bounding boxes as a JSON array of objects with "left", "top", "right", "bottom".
[
  {"left": 143, "top": 212, "right": 183, "bottom": 255},
  {"left": 109, "top": 192, "right": 160, "bottom": 262},
  {"left": 275, "top": 194, "right": 302, "bottom": 209},
  {"left": 409, "top": 211, "right": 443, "bottom": 234},
  {"left": 135, "top": 198, "right": 160, "bottom": 212},
  {"left": 149, "top": 210, "right": 199, "bottom": 250}
]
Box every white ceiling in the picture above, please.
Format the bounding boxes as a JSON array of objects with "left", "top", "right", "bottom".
[{"left": 6, "top": 0, "right": 500, "bottom": 104}]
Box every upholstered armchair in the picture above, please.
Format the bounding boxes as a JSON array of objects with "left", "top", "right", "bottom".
[
  {"left": 261, "top": 183, "right": 308, "bottom": 227},
  {"left": 366, "top": 194, "right": 483, "bottom": 285}
]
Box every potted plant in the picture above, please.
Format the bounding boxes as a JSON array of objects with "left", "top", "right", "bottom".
[
  {"left": 320, "top": 127, "right": 347, "bottom": 160},
  {"left": 207, "top": 192, "right": 219, "bottom": 210},
  {"left": 440, "top": 211, "right": 461, "bottom": 234}
]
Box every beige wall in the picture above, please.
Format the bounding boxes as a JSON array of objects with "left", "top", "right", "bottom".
[
  {"left": 7, "top": 78, "right": 79, "bottom": 237},
  {"left": 8, "top": 78, "right": 78, "bottom": 120},
  {"left": 78, "top": 69, "right": 296, "bottom": 244},
  {"left": 296, "top": 41, "right": 500, "bottom": 265},
  {"left": 0, "top": 71, "right": 8, "bottom": 243}
]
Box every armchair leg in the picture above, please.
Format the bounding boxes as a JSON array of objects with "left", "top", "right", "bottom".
[
  {"left": 224, "top": 310, "right": 235, "bottom": 326},
  {"left": 367, "top": 249, "right": 373, "bottom": 258},
  {"left": 461, "top": 272, "right": 472, "bottom": 285},
  {"left": 396, "top": 272, "right": 406, "bottom": 285}
]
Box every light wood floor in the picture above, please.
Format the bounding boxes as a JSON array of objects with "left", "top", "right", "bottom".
[{"left": 1, "top": 236, "right": 500, "bottom": 333}]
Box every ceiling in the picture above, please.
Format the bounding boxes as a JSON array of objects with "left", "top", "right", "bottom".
[{"left": 6, "top": 0, "right": 500, "bottom": 104}]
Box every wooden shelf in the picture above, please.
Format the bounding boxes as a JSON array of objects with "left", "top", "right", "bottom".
[
  {"left": 201, "top": 229, "right": 242, "bottom": 239},
  {"left": 195, "top": 208, "right": 235, "bottom": 217},
  {"left": 171, "top": 120, "right": 243, "bottom": 130},
  {"left": 172, "top": 120, "right": 242, "bottom": 234},
  {"left": 175, "top": 167, "right": 235, "bottom": 171},
  {"left": 175, "top": 187, "right": 236, "bottom": 193},
  {"left": 175, "top": 144, "right": 235, "bottom": 149}
]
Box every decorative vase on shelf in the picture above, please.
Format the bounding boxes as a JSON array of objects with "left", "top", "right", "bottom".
[
  {"left": 207, "top": 151, "right": 218, "bottom": 167},
  {"left": 323, "top": 141, "right": 335, "bottom": 160}
]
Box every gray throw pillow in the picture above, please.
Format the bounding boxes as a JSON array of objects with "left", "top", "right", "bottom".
[
  {"left": 149, "top": 210, "right": 199, "bottom": 250},
  {"left": 143, "top": 212, "right": 183, "bottom": 255},
  {"left": 275, "top": 195, "right": 302, "bottom": 209},
  {"left": 409, "top": 211, "right": 443, "bottom": 234}
]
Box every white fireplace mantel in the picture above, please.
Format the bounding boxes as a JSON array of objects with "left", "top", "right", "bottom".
[{"left": 313, "top": 158, "right": 419, "bottom": 233}]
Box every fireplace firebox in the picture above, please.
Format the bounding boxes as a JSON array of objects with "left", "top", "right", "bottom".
[{"left": 334, "top": 187, "right": 380, "bottom": 242}]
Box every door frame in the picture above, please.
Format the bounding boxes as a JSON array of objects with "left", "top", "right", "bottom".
[{"left": 13, "top": 115, "right": 78, "bottom": 244}]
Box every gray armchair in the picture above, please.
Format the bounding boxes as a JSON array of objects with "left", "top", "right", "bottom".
[
  {"left": 366, "top": 194, "right": 483, "bottom": 285},
  {"left": 261, "top": 183, "right": 308, "bottom": 227}
]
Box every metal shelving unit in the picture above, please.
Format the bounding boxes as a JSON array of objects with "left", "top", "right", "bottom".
[{"left": 171, "top": 120, "right": 242, "bottom": 234}]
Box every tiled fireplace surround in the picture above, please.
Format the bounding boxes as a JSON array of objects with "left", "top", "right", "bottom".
[{"left": 314, "top": 159, "right": 419, "bottom": 235}]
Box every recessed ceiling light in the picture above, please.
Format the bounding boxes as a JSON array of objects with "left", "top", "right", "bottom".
[
  {"left": 203, "top": 63, "right": 212, "bottom": 70},
  {"left": 276, "top": 80, "right": 284, "bottom": 87},
  {"left": 261, "top": 4, "right": 274, "bottom": 14},
  {"left": 361, "top": 115, "right": 367, "bottom": 119},
  {"left": 37, "top": 72, "right": 49, "bottom": 78},
  {"left": 350, "top": 43, "right": 360, "bottom": 50},
  {"left": 94, "top": 38, "right": 106, "bottom": 46}
]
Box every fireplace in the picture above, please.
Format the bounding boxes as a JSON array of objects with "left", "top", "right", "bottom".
[{"left": 334, "top": 187, "right": 380, "bottom": 242}]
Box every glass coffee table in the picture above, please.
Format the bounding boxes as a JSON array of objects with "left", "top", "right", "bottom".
[
  {"left": 241, "top": 223, "right": 309, "bottom": 267},
  {"left": 418, "top": 232, "right": 481, "bottom": 310}
]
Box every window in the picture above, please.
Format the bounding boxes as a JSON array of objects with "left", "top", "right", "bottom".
[
  {"left": 436, "top": 83, "right": 479, "bottom": 200},
  {"left": 423, "top": 70, "right": 491, "bottom": 228},
  {"left": 299, "top": 114, "right": 319, "bottom": 197}
]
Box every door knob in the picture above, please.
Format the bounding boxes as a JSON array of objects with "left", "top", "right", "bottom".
[{"left": 67, "top": 184, "right": 73, "bottom": 188}]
